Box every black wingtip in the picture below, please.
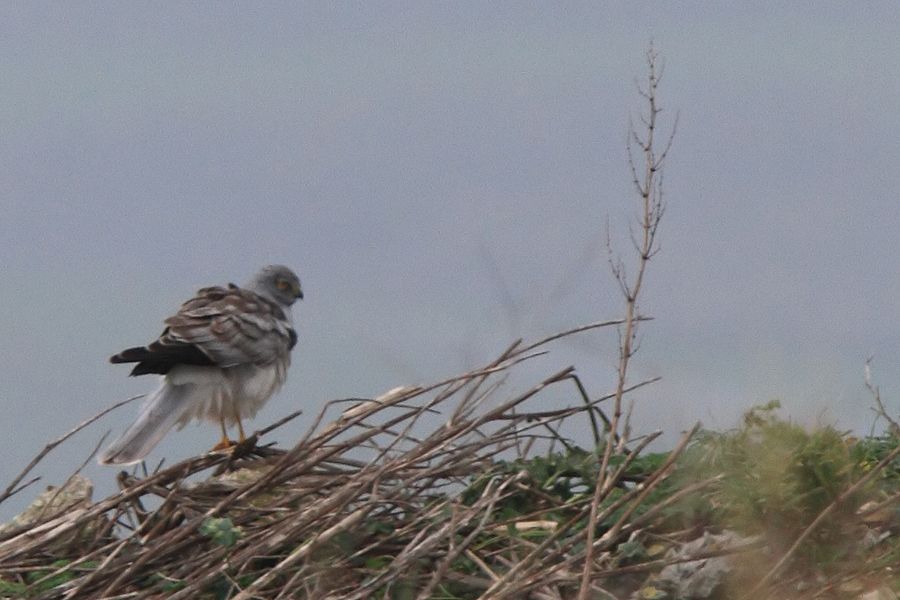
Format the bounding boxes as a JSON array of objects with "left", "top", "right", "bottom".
[
  {"left": 110, "top": 340, "right": 216, "bottom": 376},
  {"left": 110, "top": 346, "right": 151, "bottom": 364}
]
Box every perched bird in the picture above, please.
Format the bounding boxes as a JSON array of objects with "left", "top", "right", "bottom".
[{"left": 99, "top": 265, "right": 303, "bottom": 465}]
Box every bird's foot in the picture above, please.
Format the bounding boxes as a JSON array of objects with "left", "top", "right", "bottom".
[{"left": 210, "top": 437, "right": 237, "bottom": 452}]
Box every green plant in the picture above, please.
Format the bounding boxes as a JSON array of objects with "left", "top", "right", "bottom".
[
  {"left": 676, "top": 403, "right": 879, "bottom": 561},
  {"left": 200, "top": 517, "right": 242, "bottom": 547}
]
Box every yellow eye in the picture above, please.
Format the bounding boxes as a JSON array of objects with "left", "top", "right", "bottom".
[{"left": 276, "top": 279, "right": 290, "bottom": 291}]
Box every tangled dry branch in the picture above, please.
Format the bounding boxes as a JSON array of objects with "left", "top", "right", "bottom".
[{"left": 0, "top": 320, "right": 719, "bottom": 599}]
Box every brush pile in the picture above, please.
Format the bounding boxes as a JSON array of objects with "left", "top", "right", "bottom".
[{"left": 1, "top": 323, "right": 898, "bottom": 599}]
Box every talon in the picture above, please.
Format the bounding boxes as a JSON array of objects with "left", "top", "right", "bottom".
[
  {"left": 210, "top": 417, "right": 235, "bottom": 451},
  {"left": 211, "top": 436, "right": 236, "bottom": 451}
]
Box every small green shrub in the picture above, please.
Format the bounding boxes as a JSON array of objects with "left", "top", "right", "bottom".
[{"left": 675, "top": 401, "right": 892, "bottom": 566}]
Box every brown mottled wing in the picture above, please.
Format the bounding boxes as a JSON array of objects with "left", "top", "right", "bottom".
[{"left": 110, "top": 285, "right": 296, "bottom": 376}]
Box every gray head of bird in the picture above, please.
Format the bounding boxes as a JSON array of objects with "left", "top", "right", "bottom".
[{"left": 247, "top": 264, "right": 303, "bottom": 306}]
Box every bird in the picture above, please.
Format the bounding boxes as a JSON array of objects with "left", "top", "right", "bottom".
[{"left": 98, "top": 265, "right": 303, "bottom": 465}]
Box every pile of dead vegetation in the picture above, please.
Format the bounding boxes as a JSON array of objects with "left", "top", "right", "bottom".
[{"left": 0, "top": 324, "right": 898, "bottom": 600}]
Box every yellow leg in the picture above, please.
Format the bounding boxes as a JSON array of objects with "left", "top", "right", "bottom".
[
  {"left": 211, "top": 417, "right": 233, "bottom": 451},
  {"left": 237, "top": 417, "right": 247, "bottom": 443}
]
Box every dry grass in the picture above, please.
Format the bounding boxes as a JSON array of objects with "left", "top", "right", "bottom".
[
  {"left": 0, "top": 327, "right": 898, "bottom": 599},
  {"left": 0, "top": 320, "right": 714, "bottom": 600}
]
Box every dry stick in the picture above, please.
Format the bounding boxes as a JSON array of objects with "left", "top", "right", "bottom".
[
  {"left": 478, "top": 491, "right": 606, "bottom": 599},
  {"left": 465, "top": 548, "right": 501, "bottom": 583},
  {"left": 270, "top": 442, "right": 524, "bottom": 588},
  {"left": 365, "top": 374, "right": 488, "bottom": 472},
  {"left": 26, "top": 434, "right": 115, "bottom": 590},
  {"left": 0, "top": 453, "right": 227, "bottom": 562},
  {"left": 452, "top": 340, "right": 522, "bottom": 422},
  {"left": 214, "top": 404, "right": 421, "bottom": 511},
  {"left": 494, "top": 429, "right": 683, "bottom": 598},
  {"left": 359, "top": 368, "right": 577, "bottom": 489},
  {"left": 274, "top": 566, "right": 311, "bottom": 600},
  {"left": 220, "top": 412, "right": 425, "bottom": 528},
  {"left": 538, "top": 419, "right": 578, "bottom": 455},
  {"left": 744, "top": 440, "right": 900, "bottom": 598},
  {"left": 384, "top": 370, "right": 581, "bottom": 491},
  {"left": 865, "top": 357, "right": 900, "bottom": 436},
  {"left": 35, "top": 431, "right": 109, "bottom": 526},
  {"left": 0, "top": 394, "right": 143, "bottom": 506},
  {"left": 281, "top": 490, "right": 417, "bottom": 595},
  {"left": 517, "top": 318, "right": 645, "bottom": 355},
  {"left": 62, "top": 536, "right": 133, "bottom": 599},
  {"left": 594, "top": 424, "right": 698, "bottom": 552},
  {"left": 414, "top": 477, "right": 518, "bottom": 600},
  {"left": 338, "top": 371, "right": 565, "bottom": 596},
  {"left": 471, "top": 368, "right": 575, "bottom": 428},
  {"left": 95, "top": 464, "right": 210, "bottom": 595},
  {"left": 105, "top": 520, "right": 231, "bottom": 597},
  {"left": 566, "top": 373, "right": 605, "bottom": 447},
  {"left": 491, "top": 376, "right": 659, "bottom": 424},
  {"left": 253, "top": 408, "right": 304, "bottom": 438},
  {"left": 390, "top": 380, "right": 656, "bottom": 597},
  {"left": 162, "top": 485, "right": 371, "bottom": 598},
  {"left": 482, "top": 426, "right": 661, "bottom": 561},
  {"left": 579, "top": 47, "right": 671, "bottom": 600},
  {"left": 616, "top": 474, "right": 721, "bottom": 537},
  {"left": 231, "top": 504, "right": 373, "bottom": 600},
  {"left": 234, "top": 350, "right": 546, "bottom": 504},
  {"left": 564, "top": 432, "right": 665, "bottom": 539},
  {"left": 347, "top": 478, "right": 518, "bottom": 600},
  {"left": 0, "top": 478, "right": 42, "bottom": 505},
  {"left": 9, "top": 461, "right": 209, "bottom": 587},
  {"left": 342, "top": 504, "right": 437, "bottom": 569},
  {"left": 512, "top": 538, "right": 765, "bottom": 596},
  {"left": 364, "top": 395, "right": 532, "bottom": 492},
  {"left": 165, "top": 440, "right": 408, "bottom": 600}
]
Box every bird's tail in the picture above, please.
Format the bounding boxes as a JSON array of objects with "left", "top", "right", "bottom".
[{"left": 98, "top": 381, "right": 193, "bottom": 465}]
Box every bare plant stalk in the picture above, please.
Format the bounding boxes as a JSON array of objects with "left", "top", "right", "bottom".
[
  {"left": 579, "top": 45, "right": 677, "bottom": 600},
  {"left": 865, "top": 357, "right": 900, "bottom": 436},
  {"left": 0, "top": 394, "right": 143, "bottom": 507}
]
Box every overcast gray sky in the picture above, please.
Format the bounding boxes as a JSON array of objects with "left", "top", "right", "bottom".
[{"left": 2, "top": 3, "right": 900, "bottom": 519}]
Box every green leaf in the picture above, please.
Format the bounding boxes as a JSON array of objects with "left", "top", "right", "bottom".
[
  {"left": 0, "top": 578, "right": 29, "bottom": 598},
  {"left": 200, "top": 517, "right": 242, "bottom": 547}
]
